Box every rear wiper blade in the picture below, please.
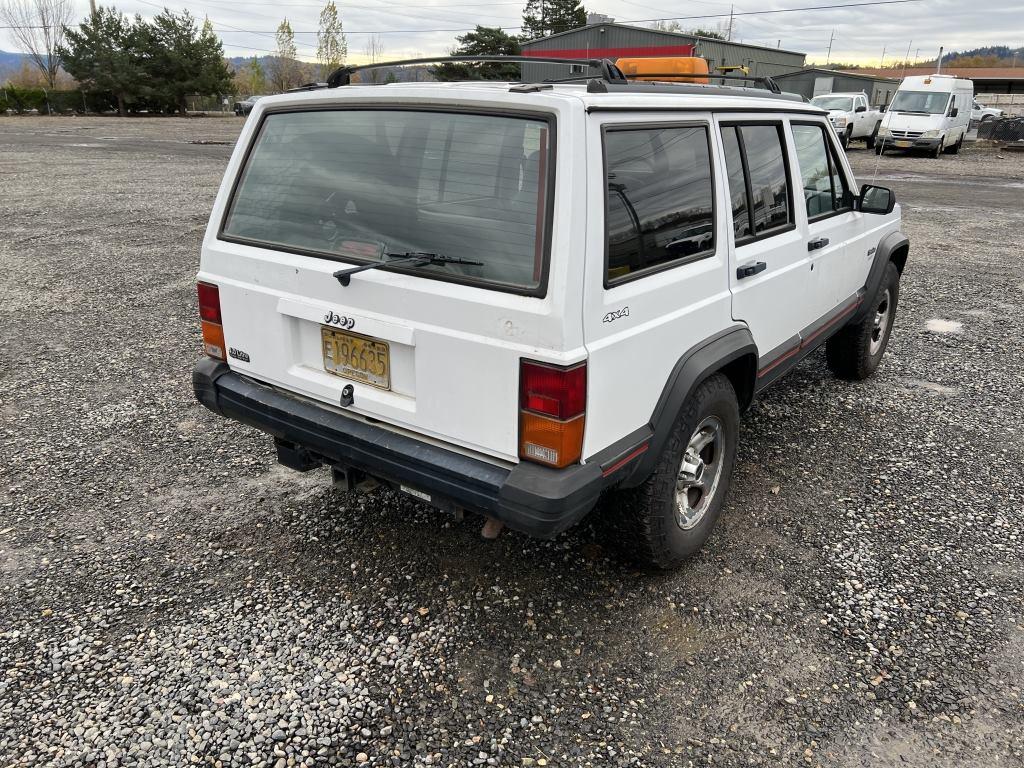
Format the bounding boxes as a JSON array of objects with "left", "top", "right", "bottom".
[{"left": 333, "top": 251, "right": 484, "bottom": 287}]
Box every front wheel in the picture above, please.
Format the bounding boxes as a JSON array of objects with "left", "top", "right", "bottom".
[
  {"left": 826, "top": 262, "right": 900, "bottom": 380},
  {"left": 945, "top": 133, "right": 964, "bottom": 154},
  {"left": 609, "top": 374, "right": 739, "bottom": 569},
  {"left": 841, "top": 127, "right": 852, "bottom": 149},
  {"left": 931, "top": 137, "right": 944, "bottom": 158}
]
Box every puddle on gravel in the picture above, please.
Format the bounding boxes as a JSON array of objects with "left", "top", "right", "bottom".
[
  {"left": 925, "top": 318, "right": 963, "bottom": 334},
  {"left": 901, "top": 378, "right": 958, "bottom": 397}
]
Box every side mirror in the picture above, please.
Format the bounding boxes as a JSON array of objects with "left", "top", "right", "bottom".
[
  {"left": 857, "top": 184, "right": 896, "bottom": 215},
  {"left": 949, "top": 107, "right": 959, "bottom": 117},
  {"left": 879, "top": 104, "right": 887, "bottom": 113},
  {"left": 855, "top": 105, "right": 867, "bottom": 113}
]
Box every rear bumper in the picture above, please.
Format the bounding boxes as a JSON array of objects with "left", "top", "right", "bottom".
[{"left": 192, "top": 358, "right": 612, "bottom": 539}]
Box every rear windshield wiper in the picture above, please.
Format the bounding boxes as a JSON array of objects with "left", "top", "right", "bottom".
[{"left": 333, "top": 252, "right": 484, "bottom": 286}]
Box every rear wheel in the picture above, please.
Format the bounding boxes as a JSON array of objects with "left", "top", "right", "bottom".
[
  {"left": 826, "top": 262, "right": 900, "bottom": 380},
  {"left": 609, "top": 374, "right": 739, "bottom": 570}
]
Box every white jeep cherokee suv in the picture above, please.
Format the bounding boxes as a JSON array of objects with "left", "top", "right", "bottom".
[{"left": 193, "top": 58, "right": 908, "bottom": 568}]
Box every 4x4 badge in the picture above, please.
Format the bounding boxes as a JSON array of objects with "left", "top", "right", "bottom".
[
  {"left": 324, "top": 311, "right": 356, "bottom": 330},
  {"left": 603, "top": 306, "right": 630, "bottom": 323}
]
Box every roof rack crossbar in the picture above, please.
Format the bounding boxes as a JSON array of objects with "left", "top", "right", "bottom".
[
  {"left": 622, "top": 72, "right": 781, "bottom": 93},
  {"left": 326, "top": 55, "right": 627, "bottom": 88}
]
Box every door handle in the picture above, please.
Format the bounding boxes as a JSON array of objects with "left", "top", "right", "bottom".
[
  {"left": 808, "top": 237, "right": 830, "bottom": 251},
  {"left": 736, "top": 261, "right": 767, "bottom": 280}
]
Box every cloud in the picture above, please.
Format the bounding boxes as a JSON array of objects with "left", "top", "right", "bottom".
[{"left": 3, "top": 0, "right": 1020, "bottom": 66}]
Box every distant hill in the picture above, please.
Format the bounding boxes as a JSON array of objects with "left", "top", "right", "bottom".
[
  {"left": 947, "top": 45, "right": 1024, "bottom": 61},
  {"left": 0, "top": 49, "right": 27, "bottom": 71}
]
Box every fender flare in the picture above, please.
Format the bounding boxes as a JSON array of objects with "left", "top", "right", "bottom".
[
  {"left": 618, "top": 326, "right": 758, "bottom": 488},
  {"left": 854, "top": 230, "right": 909, "bottom": 321}
]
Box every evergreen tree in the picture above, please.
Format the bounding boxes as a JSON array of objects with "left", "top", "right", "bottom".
[
  {"left": 136, "top": 9, "right": 232, "bottom": 114},
  {"left": 58, "top": 5, "right": 144, "bottom": 115},
  {"left": 234, "top": 56, "right": 267, "bottom": 96},
  {"left": 521, "top": 0, "right": 585, "bottom": 41},
  {"left": 434, "top": 26, "right": 521, "bottom": 81},
  {"left": 316, "top": 1, "right": 347, "bottom": 77}
]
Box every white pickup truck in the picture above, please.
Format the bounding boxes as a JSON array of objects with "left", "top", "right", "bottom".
[{"left": 810, "top": 92, "right": 884, "bottom": 149}]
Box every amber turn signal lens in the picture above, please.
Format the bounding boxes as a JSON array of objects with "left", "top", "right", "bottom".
[
  {"left": 201, "top": 320, "right": 226, "bottom": 361},
  {"left": 519, "top": 412, "right": 585, "bottom": 469}
]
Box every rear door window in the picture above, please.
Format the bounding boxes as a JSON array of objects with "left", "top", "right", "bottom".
[
  {"left": 720, "top": 123, "right": 793, "bottom": 242},
  {"left": 603, "top": 124, "right": 715, "bottom": 284},
  {"left": 221, "top": 109, "right": 553, "bottom": 294}
]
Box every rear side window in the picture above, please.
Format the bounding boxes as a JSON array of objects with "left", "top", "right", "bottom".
[
  {"left": 791, "top": 123, "right": 851, "bottom": 218},
  {"left": 221, "top": 109, "right": 552, "bottom": 294},
  {"left": 604, "top": 125, "right": 715, "bottom": 284},
  {"left": 720, "top": 123, "right": 792, "bottom": 243}
]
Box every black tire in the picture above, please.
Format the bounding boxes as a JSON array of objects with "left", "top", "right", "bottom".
[
  {"left": 931, "top": 137, "right": 944, "bottom": 158},
  {"left": 875, "top": 143, "right": 885, "bottom": 155},
  {"left": 608, "top": 374, "right": 740, "bottom": 570},
  {"left": 945, "top": 134, "right": 963, "bottom": 154},
  {"left": 841, "top": 127, "right": 852, "bottom": 149},
  {"left": 826, "top": 262, "right": 900, "bottom": 380},
  {"left": 866, "top": 123, "right": 881, "bottom": 149}
]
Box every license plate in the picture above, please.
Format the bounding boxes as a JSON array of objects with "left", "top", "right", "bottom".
[
  {"left": 894, "top": 140, "right": 912, "bottom": 147},
  {"left": 321, "top": 327, "right": 390, "bottom": 389}
]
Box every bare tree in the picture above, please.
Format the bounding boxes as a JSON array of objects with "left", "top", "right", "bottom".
[
  {"left": 364, "top": 34, "right": 384, "bottom": 63},
  {"left": 0, "top": 0, "right": 74, "bottom": 89},
  {"left": 363, "top": 33, "right": 385, "bottom": 82}
]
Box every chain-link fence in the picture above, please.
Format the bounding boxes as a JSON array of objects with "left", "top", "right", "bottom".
[
  {"left": 978, "top": 117, "right": 1024, "bottom": 142},
  {"left": 1, "top": 87, "right": 235, "bottom": 116}
]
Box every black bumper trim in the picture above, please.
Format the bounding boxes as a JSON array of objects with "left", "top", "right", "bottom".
[{"left": 192, "top": 361, "right": 609, "bottom": 538}]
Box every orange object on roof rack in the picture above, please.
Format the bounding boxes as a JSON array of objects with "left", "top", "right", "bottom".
[{"left": 615, "top": 56, "right": 709, "bottom": 84}]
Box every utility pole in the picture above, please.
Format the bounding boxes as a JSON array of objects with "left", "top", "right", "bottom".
[
  {"left": 900, "top": 40, "right": 912, "bottom": 78},
  {"left": 726, "top": 5, "right": 734, "bottom": 42},
  {"left": 826, "top": 29, "right": 836, "bottom": 65},
  {"left": 879, "top": 44, "right": 887, "bottom": 68},
  {"left": 936, "top": 45, "right": 944, "bottom": 73},
  {"left": 89, "top": 0, "right": 96, "bottom": 13}
]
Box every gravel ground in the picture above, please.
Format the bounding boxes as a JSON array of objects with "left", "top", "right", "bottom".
[{"left": 1, "top": 116, "right": 1022, "bottom": 768}]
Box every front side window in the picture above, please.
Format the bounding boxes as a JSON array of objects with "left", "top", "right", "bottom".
[
  {"left": 221, "top": 109, "right": 552, "bottom": 293},
  {"left": 791, "top": 123, "right": 851, "bottom": 218},
  {"left": 720, "top": 123, "right": 792, "bottom": 242},
  {"left": 604, "top": 125, "right": 715, "bottom": 283},
  {"left": 890, "top": 90, "right": 950, "bottom": 114}
]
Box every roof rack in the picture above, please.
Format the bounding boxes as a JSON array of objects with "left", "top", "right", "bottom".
[
  {"left": 619, "top": 72, "right": 782, "bottom": 94},
  {"left": 325, "top": 55, "right": 627, "bottom": 88}
]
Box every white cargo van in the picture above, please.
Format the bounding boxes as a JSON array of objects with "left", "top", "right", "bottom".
[
  {"left": 876, "top": 74, "right": 973, "bottom": 157},
  {"left": 193, "top": 56, "right": 907, "bottom": 568}
]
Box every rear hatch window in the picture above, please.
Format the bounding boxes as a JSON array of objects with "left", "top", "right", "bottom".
[{"left": 221, "top": 108, "right": 553, "bottom": 293}]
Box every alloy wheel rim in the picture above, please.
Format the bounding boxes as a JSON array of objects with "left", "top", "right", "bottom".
[
  {"left": 675, "top": 416, "right": 725, "bottom": 530},
  {"left": 869, "top": 288, "right": 891, "bottom": 356}
]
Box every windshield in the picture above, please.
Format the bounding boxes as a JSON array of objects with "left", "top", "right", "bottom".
[
  {"left": 889, "top": 90, "right": 950, "bottom": 114},
  {"left": 222, "top": 109, "right": 551, "bottom": 292},
  {"left": 811, "top": 96, "right": 853, "bottom": 111}
]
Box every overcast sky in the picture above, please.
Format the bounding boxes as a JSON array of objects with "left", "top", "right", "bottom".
[{"left": 3, "top": 0, "right": 1022, "bottom": 65}]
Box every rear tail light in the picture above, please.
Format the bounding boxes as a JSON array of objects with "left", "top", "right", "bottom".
[
  {"left": 519, "top": 360, "right": 586, "bottom": 469},
  {"left": 197, "top": 281, "right": 225, "bottom": 360}
]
